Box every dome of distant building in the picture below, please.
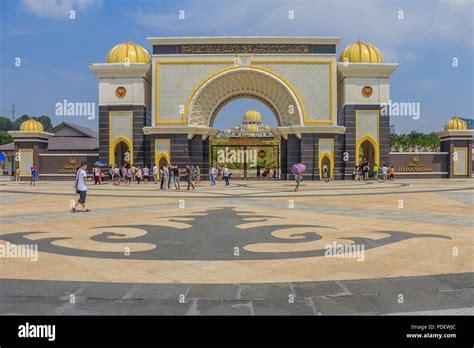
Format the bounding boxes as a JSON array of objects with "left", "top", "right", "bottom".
[
  {"left": 243, "top": 110, "right": 262, "bottom": 123},
  {"left": 444, "top": 116, "right": 468, "bottom": 130},
  {"left": 339, "top": 40, "right": 383, "bottom": 63},
  {"left": 20, "top": 118, "right": 44, "bottom": 132},
  {"left": 106, "top": 41, "right": 150, "bottom": 63}
]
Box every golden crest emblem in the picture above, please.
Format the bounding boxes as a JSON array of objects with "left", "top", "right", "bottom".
[
  {"left": 411, "top": 155, "right": 420, "bottom": 164},
  {"left": 362, "top": 86, "right": 373, "bottom": 98},
  {"left": 68, "top": 157, "right": 77, "bottom": 165},
  {"left": 115, "top": 86, "right": 127, "bottom": 98}
]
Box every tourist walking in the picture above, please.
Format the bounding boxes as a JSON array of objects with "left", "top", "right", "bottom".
[
  {"left": 217, "top": 166, "right": 222, "bottom": 181},
  {"left": 15, "top": 167, "right": 20, "bottom": 181},
  {"left": 30, "top": 165, "right": 37, "bottom": 186},
  {"left": 160, "top": 166, "right": 164, "bottom": 189},
  {"left": 126, "top": 166, "right": 132, "bottom": 185},
  {"left": 120, "top": 166, "right": 128, "bottom": 184},
  {"left": 167, "top": 164, "right": 172, "bottom": 189},
  {"left": 372, "top": 164, "right": 379, "bottom": 180},
  {"left": 153, "top": 164, "right": 158, "bottom": 184},
  {"left": 143, "top": 165, "right": 149, "bottom": 184},
  {"left": 223, "top": 165, "right": 230, "bottom": 186},
  {"left": 362, "top": 162, "right": 370, "bottom": 181},
  {"left": 173, "top": 164, "right": 180, "bottom": 190},
  {"left": 113, "top": 166, "right": 120, "bottom": 185},
  {"left": 355, "top": 166, "right": 361, "bottom": 181},
  {"left": 93, "top": 165, "right": 100, "bottom": 185},
  {"left": 195, "top": 165, "right": 201, "bottom": 185},
  {"left": 294, "top": 173, "right": 302, "bottom": 191},
  {"left": 389, "top": 166, "right": 395, "bottom": 181},
  {"left": 186, "top": 165, "right": 195, "bottom": 190},
  {"left": 382, "top": 164, "right": 389, "bottom": 182},
  {"left": 209, "top": 166, "right": 216, "bottom": 186},
  {"left": 136, "top": 167, "right": 143, "bottom": 184},
  {"left": 72, "top": 161, "right": 91, "bottom": 212},
  {"left": 162, "top": 165, "right": 169, "bottom": 189}
]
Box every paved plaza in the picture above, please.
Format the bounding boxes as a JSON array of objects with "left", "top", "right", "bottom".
[{"left": 0, "top": 179, "right": 472, "bottom": 315}]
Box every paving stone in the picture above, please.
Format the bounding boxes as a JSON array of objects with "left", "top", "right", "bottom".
[{"left": 310, "top": 295, "right": 379, "bottom": 315}]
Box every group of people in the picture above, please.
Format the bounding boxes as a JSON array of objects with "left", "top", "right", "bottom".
[
  {"left": 352, "top": 159, "right": 395, "bottom": 181},
  {"left": 94, "top": 163, "right": 234, "bottom": 190},
  {"left": 109, "top": 165, "right": 151, "bottom": 185}
]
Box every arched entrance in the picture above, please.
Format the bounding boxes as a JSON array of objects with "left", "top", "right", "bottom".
[
  {"left": 321, "top": 156, "right": 331, "bottom": 180},
  {"left": 356, "top": 136, "right": 379, "bottom": 167},
  {"left": 110, "top": 138, "right": 132, "bottom": 167},
  {"left": 186, "top": 66, "right": 304, "bottom": 127},
  {"left": 158, "top": 154, "right": 169, "bottom": 170},
  {"left": 319, "top": 152, "right": 334, "bottom": 180}
]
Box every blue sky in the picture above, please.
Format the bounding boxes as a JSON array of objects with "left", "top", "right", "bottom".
[{"left": 0, "top": 0, "right": 472, "bottom": 133}]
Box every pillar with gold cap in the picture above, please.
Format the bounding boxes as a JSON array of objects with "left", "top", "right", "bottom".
[
  {"left": 436, "top": 116, "right": 473, "bottom": 178},
  {"left": 337, "top": 39, "right": 398, "bottom": 179},
  {"left": 8, "top": 118, "right": 54, "bottom": 180},
  {"left": 89, "top": 40, "right": 152, "bottom": 167}
]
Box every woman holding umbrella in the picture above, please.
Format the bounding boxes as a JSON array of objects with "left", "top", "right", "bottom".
[{"left": 291, "top": 163, "right": 305, "bottom": 192}]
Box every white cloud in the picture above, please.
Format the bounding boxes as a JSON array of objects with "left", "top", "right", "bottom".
[{"left": 21, "top": 0, "right": 100, "bottom": 19}]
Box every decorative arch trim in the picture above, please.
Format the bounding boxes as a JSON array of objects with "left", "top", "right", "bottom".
[
  {"left": 186, "top": 65, "right": 305, "bottom": 127},
  {"left": 356, "top": 134, "right": 379, "bottom": 166},
  {"left": 319, "top": 151, "right": 334, "bottom": 180}
]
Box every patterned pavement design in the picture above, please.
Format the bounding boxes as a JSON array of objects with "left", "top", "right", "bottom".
[{"left": 0, "top": 179, "right": 472, "bottom": 315}]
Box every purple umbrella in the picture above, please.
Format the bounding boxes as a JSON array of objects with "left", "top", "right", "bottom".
[{"left": 291, "top": 163, "right": 306, "bottom": 175}]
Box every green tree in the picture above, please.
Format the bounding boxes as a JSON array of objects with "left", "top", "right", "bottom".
[
  {"left": 0, "top": 132, "right": 13, "bottom": 145},
  {"left": 0, "top": 117, "right": 14, "bottom": 131}
]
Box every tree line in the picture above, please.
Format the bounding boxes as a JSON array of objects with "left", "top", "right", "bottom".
[{"left": 390, "top": 131, "right": 440, "bottom": 152}]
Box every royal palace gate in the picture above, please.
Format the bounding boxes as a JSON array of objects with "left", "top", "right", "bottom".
[{"left": 90, "top": 37, "right": 400, "bottom": 180}]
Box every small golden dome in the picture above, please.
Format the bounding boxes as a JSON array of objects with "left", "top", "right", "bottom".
[
  {"left": 444, "top": 117, "right": 468, "bottom": 130},
  {"left": 20, "top": 118, "right": 44, "bottom": 132},
  {"left": 106, "top": 41, "right": 150, "bottom": 63},
  {"left": 339, "top": 40, "right": 383, "bottom": 63},
  {"left": 243, "top": 110, "right": 262, "bottom": 123},
  {"left": 247, "top": 124, "right": 259, "bottom": 132}
]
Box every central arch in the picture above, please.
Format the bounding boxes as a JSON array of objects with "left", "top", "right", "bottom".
[{"left": 187, "top": 66, "right": 304, "bottom": 127}]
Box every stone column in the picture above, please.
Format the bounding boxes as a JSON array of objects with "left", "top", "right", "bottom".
[{"left": 300, "top": 134, "right": 315, "bottom": 180}]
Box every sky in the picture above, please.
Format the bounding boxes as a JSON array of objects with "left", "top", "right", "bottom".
[{"left": 0, "top": 0, "right": 472, "bottom": 133}]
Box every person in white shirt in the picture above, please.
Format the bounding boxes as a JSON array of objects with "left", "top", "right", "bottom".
[
  {"left": 143, "top": 166, "right": 150, "bottom": 184},
  {"left": 152, "top": 164, "right": 158, "bottom": 184},
  {"left": 72, "top": 161, "right": 91, "bottom": 212},
  {"left": 223, "top": 166, "right": 230, "bottom": 186},
  {"left": 209, "top": 166, "right": 216, "bottom": 186},
  {"left": 381, "top": 164, "right": 389, "bottom": 182}
]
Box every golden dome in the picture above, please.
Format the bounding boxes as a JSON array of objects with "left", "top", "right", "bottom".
[
  {"left": 247, "top": 124, "right": 259, "bottom": 132},
  {"left": 243, "top": 110, "right": 262, "bottom": 123},
  {"left": 106, "top": 41, "right": 150, "bottom": 63},
  {"left": 339, "top": 40, "right": 383, "bottom": 63},
  {"left": 20, "top": 118, "right": 44, "bottom": 132},
  {"left": 444, "top": 117, "right": 468, "bottom": 130}
]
